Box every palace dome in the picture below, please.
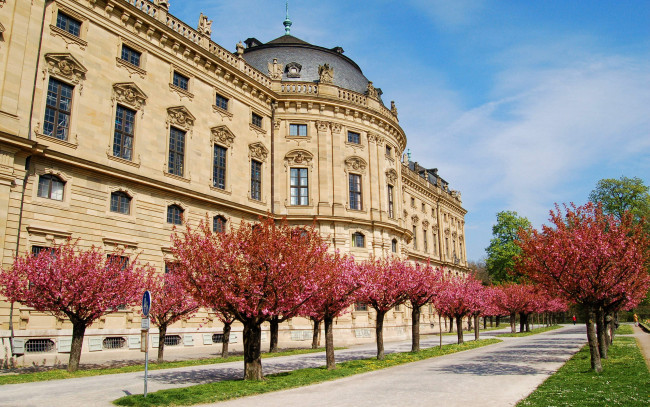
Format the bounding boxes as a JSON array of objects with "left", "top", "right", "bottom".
[{"left": 242, "top": 35, "right": 372, "bottom": 95}]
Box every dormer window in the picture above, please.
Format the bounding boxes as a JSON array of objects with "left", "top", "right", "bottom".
[{"left": 285, "top": 62, "right": 302, "bottom": 78}]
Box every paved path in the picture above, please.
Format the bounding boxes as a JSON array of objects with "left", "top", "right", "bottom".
[
  {"left": 0, "top": 326, "right": 586, "bottom": 407},
  {"left": 633, "top": 324, "right": 650, "bottom": 369}
]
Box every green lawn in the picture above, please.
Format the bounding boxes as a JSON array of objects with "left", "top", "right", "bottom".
[
  {"left": 0, "top": 347, "right": 339, "bottom": 385},
  {"left": 496, "top": 325, "right": 562, "bottom": 337},
  {"left": 615, "top": 324, "right": 634, "bottom": 335},
  {"left": 517, "top": 336, "right": 650, "bottom": 406},
  {"left": 113, "top": 339, "right": 501, "bottom": 406},
  {"left": 440, "top": 325, "right": 507, "bottom": 336}
]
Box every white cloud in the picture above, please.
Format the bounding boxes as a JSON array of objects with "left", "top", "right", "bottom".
[{"left": 408, "top": 0, "right": 487, "bottom": 29}]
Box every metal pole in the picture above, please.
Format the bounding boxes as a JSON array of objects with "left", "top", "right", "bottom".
[{"left": 144, "top": 334, "right": 149, "bottom": 397}]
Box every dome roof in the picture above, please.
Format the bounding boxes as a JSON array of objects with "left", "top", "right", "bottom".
[{"left": 242, "top": 35, "right": 371, "bottom": 95}]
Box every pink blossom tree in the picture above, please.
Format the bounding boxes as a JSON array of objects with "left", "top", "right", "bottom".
[
  {"left": 301, "top": 251, "right": 361, "bottom": 369},
  {"left": 0, "top": 240, "right": 151, "bottom": 372},
  {"left": 357, "top": 257, "right": 410, "bottom": 360},
  {"left": 491, "top": 283, "right": 539, "bottom": 333},
  {"left": 434, "top": 275, "right": 484, "bottom": 344},
  {"left": 517, "top": 203, "right": 650, "bottom": 372},
  {"left": 403, "top": 261, "right": 442, "bottom": 351},
  {"left": 147, "top": 265, "right": 199, "bottom": 363},
  {"left": 215, "top": 310, "right": 236, "bottom": 358},
  {"left": 171, "top": 216, "right": 329, "bottom": 380}
]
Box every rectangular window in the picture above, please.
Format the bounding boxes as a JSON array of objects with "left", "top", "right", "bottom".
[
  {"left": 355, "top": 302, "right": 368, "bottom": 312},
  {"left": 385, "top": 145, "right": 392, "bottom": 156},
  {"left": 110, "top": 191, "right": 131, "bottom": 215},
  {"left": 445, "top": 237, "right": 449, "bottom": 256},
  {"left": 168, "top": 127, "right": 185, "bottom": 177},
  {"left": 37, "top": 174, "right": 64, "bottom": 201},
  {"left": 387, "top": 184, "right": 394, "bottom": 218},
  {"left": 213, "top": 145, "right": 227, "bottom": 189},
  {"left": 289, "top": 124, "right": 307, "bottom": 137},
  {"left": 290, "top": 168, "right": 309, "bottom": 205},
  {"left": 347, "top": 131, "right": 360, "bottom": 144},
  {"left": 32, "top": 246, "right": 55, "bottom": 257},
  {"left": 423, "top": 230, "right": 428, "bottom": 252},
  {"left": 422, "top": 203, "right": 426, "bottom": 212},
  {"left": 167, "top": 205, "right": 183, "bottom": 225},
  {"left": 172, "top": 71, "right": 189, "bottom": 91},
  {"left": 215, "top": 93, "right": 228, "bottom": 110},
  {"left": 349, "top": 173, "right": 362, "bottom": 210},
  {"left": 121, "top": 45, "right": 141, "bottom": 67},
  {"left": 251, "top": 112, "right": 263, "bottom": 128},
  {"left": 352, "top": 232, "right": 365, "bottom": 248},
  {"left": 433, "top": 233, "right": 438, "bottom": 255},
  {"left": 113, "top": 105, "right": 135, "bottom": 160},
  {"left": 251, "top": 160, "right": 262, "bottom": 201},
  {"left": 56, "top": 12, "right": 81, "bottom": 37},
  {"left": 43, "top": 78, "right": 73, "bottom": 141},
  {"left": 107, "top": 255, "right": 129, "bottom": 270}
]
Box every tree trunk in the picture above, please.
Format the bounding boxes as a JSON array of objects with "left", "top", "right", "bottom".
[
  {"left": 269, "top": 317, "right": 279, "bottom": 353},
  {"left": 467, "top": 315, "right": 472, "bottom": 331},
  {"left": 595, "top": 308, "right": 608, "bottom": 359},
  {"left": 519, "top": 312, "right": 525, "bottom": 333},
  {"left": 324, "top": 316, "right": 335, "bottom": 369},
  {"left": 483, "top": 316, "right": 487, "bottom": 330},
  {"left": 609, "top": 312, "right": 618, "bottom": 344},
  {"left": 490, "top": 316, "right": 493, "bottom": 327},
  {"left": 311, "top": 318, "right": 321, "bottom": 349},
  {"left": 456, "top": 316, "right": 464, "bottom": 344},
  {"left": 375, "top": 309, "right": 386, "bottom": 360},
  {"left": 243, "top": 320, "right": 263, "bottom": 380},
  {"left": 411, "top": 305, "right": 421, "bottom": 352},
  {"left": 585, "top": 307, "right": 603, "bottom": 373},
  {"left": 525, "top": 314, "right": 530, "bottom": 332},
  {"left": 449, "top": 317, "right": 454, "bottom": 333},
  {"left": 221, "top": 321, "right": 231, "bottom": 358},
  {"left": 157, "top": 323, "right": 168, "bottom": 363},
  {"left": 474, "top": 315, "right": 480, "bottom": 341},
  {"left": 509, "top": 313, "right": 516, "bottom": 333},
  {"left": 496, "top": 315, "right": 500, "bottom": 327},
  {"left": 67, "top": 320, "right": 87, "bottom": 372}
]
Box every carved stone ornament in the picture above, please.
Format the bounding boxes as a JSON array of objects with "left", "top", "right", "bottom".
[
  {"left": 315, "top": 121, "right": 329, "bottom": 133},
  {"left": 112, "top": 82, "right": 147, "bottom": 110},
  {"left": 211, "top": 125, "right": 235, "bottom": 147},
  {"left": 344, "top": 156, "right": 367, "bottom": 173},
  {"left": 452, "top": 231, "right": 458, "bottom": 238},
  {"left": 0, "top": 21, "right": 4, "bottom": 32},
  {"left": 385, "top": 169, "right": 398, "bottom": 184},
  {"left": 432, "top": 224, "right": 439, "bottom": 232},
  {"left": 318, "top": 63, "right": 334, "bottom": 84},
  {"left": 366, "top": 81, "right": 378, "bottom": 99},
  {"left": 44, "top": 53, "right": 87, "bottom": 85},
  {"left": 268, "top": 58, "right": 284, "bottom": 80},
  {"left": 249, "top": 142, "right": 269, "bottom": 162},
  {"left": 197, "top": 13, "right": 212, "bottom": 36},
  {"left": 284, "top": 149, "right": 313, "bottom": 167},
  {"left": 154, "top": 0, "right": 169, "bottom": 11},
  {"left": 390, "top": 100, "right": 398, "bottom": 117},
  {"left": 444, "top": 228, "right": 450, "bottom": 236},
  {"left": 368, "top": 133, "right": 385, "bottom": 145},
  {"left": 403, "top": 210, "right": 408, "bottom": 219},
  {"left": 236, "top": 41, "right": 245, "bottom": 57},
  {"left": 285, "top": 61, "right": 302, "bottom": 78},
  {"left": 422, "top": 220, "right": 430, "bottom": 229},
  {"left": 411, "top": 215, "right": 420, "bottom": 224},
  {"left": 166, "top": 106, "right": 195, "bottom": 131},
  {"left": 330, "top": 122, "right": 342, "bottom": 134}
]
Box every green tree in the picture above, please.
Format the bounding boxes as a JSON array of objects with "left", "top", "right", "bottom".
[
  {"left": 485, "top": 211, "right": 531, "bottom": 283},
  {"left": 589, "top": 176, "right": 650, "bottom": 223}
]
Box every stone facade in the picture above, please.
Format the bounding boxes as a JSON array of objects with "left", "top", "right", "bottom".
[{"left": 0, "top": 0, "right": 468, "bottom": 361}]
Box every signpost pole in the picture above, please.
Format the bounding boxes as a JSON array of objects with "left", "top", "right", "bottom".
[{"left": 141, "top": 291, "right": 152, "bottom": 398}]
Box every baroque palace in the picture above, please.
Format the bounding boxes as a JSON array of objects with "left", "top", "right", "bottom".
[{"left": 0, "top": 0, "right": 468, "bottom": 359}]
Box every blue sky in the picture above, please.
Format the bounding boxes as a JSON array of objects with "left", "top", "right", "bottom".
[{"left": 172, "top": 1, "right": 650, "bottom": 261}]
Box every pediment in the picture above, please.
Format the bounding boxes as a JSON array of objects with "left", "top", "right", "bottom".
[
  {"left": 44, "top": 53, "right": 87, "bottom": 84},
  {"left": 249, "top": 142, "right": 269, "bottom": 162},
  {"left": 211, "top": 125, "right": 236, "bottom": 147},
  {"left": 284, "top": 149, "right": 313, "bottom": 166},
  {"left": 344, "top": 156, "right": 367, "bottom": 173},
  {"left": 386, "top": 169, "right": 398, "bottom": 184},
  {"left": 167, "top": 106, "right": 195, "bottom": 130},
  {"left": 112, "top": 82, "right": 147, "bottom": 110}
]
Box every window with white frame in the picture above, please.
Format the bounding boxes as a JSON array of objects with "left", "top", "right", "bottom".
[
  {"left": 289, "top": 124, "right": 307, "bottom": 137},
  {"left": 290, "top": 168, "right": 308, "bottom": 205}
]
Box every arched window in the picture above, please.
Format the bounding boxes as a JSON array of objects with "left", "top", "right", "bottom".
[
  {"left": 167, "top": 204, "right": 183, "bottom": 225},
  {"left": 391, "top": 239, "right": 398, "bottom": 253},
  {"left": 213, "top": 215, "right": 227, "bottom": 233},
  {"left": 37, "top": 174, "right": 65, "bottom": 200},
  {"left": 352, "top": 232, "right": 365, "bottom": 248},
  {"left": 110, "top": 191, "right": 131, "bottom": 214}
]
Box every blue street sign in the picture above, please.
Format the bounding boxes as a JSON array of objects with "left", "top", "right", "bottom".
[{"left": 142, "top": 290, "right": 152, "bottom": 317}]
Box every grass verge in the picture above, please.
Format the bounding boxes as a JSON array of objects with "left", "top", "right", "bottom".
[
  {"left": 615, "top": 324, "right": 634, "bottom": 335},
  {"left": 441, "top": 325, "right": 508, "bottom": 336},
  {"left": 496, "top": 325, "right": 562, "bottom": 337},
  {"left": 0, "top": 347, "right": 340, "bottom": 385},
  {"left": 114, "top": 338, "right": 501, "bottom": 406},
  {"left": 517, "top": 336, "right": 650, "bottom": 406}
]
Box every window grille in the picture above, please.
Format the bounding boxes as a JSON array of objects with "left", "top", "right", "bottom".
[
  {"left": 103, "top": 337, "right": 127, "bottom": 349},
  {"left": 164, "top": 335, "right": 182, "bottom": 346},
  {"left": 212, "top": 334, "right": 224, "bottom": 343},
  {"left": 25, "top": 339, "right": 55, "bottom": 353}
]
